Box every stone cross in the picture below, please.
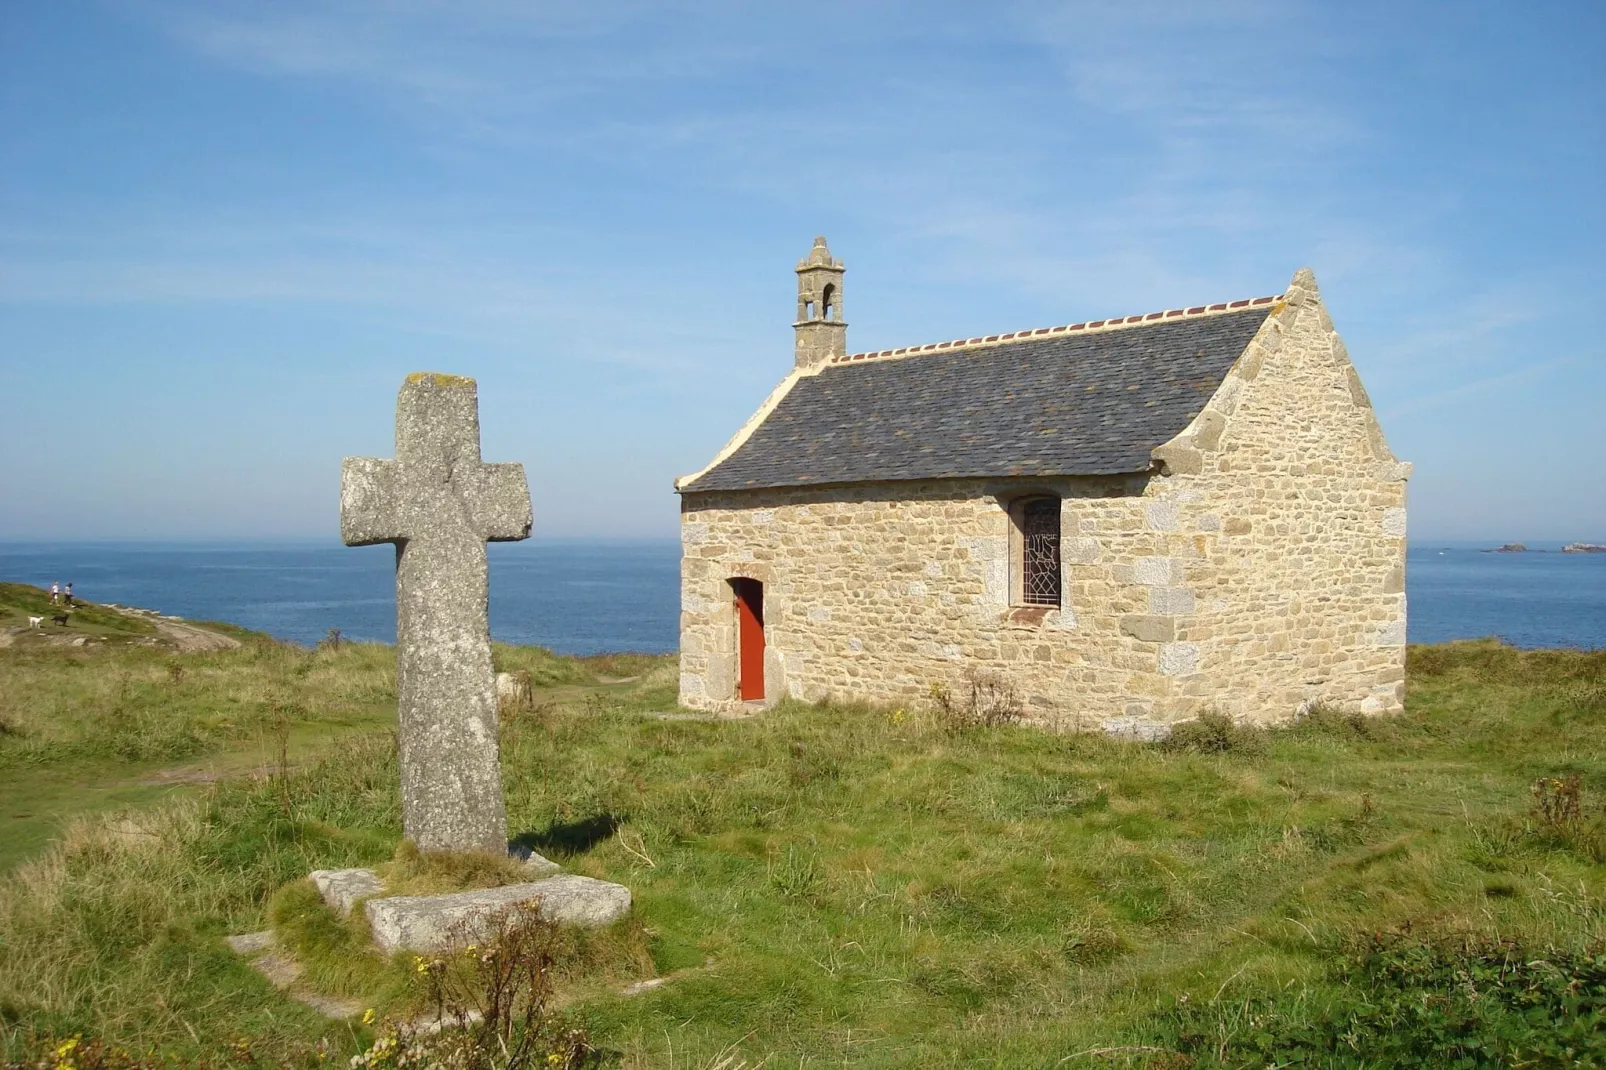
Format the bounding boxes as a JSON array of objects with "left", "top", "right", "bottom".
[{"left": 341, "top": 373, "right": 532, "bottom": 854}]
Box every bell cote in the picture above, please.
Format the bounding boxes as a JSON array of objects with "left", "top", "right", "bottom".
[{"left": 794, "top": 236, "right": 846, "bottom": 370}]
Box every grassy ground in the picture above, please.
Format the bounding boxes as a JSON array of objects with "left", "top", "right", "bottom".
[
  {"left": 0, "top": 583, "right": 156, "bottom": 643},
  {"left": 0, "top": 612, "right": 1602, "bottom": 1067}
]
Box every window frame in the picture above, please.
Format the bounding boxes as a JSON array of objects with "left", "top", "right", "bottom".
[{"left": 1009, "top": 494, "right": 1063, "bottom": 609}]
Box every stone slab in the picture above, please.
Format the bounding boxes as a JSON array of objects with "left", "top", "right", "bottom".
[
  {"left": 365, "top": 875, "right": 632, "bottom": 954},
  {"left": 299, "top": 993, "right": 364, "bottom": 1020},
  {"left": 225, "top": 930, "right": 274, "bottom": 955},
  {"left": 310, "top": 867, "right": 386, "bottom": 916},
  {"left": 511, "top": 848, "right": 562, "bottom": 876},
  {"left": 250, "top": 950, "right": 304, "bottom": 989},
  {"left": 1100, "top": 716, "right": 1172, "bottom": 742},
  {"left": 1120, "top": 614, "right": 1175, "bottom": 643},
  {"left": 227, "top": 926, "right": 363, "bottom": 1020},
  {"left": 620, "top": 978, "right": 667, "bottom": 996}
]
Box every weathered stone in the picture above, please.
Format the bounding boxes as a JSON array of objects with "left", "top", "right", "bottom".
[
  {"left": 1158, "top": 642, "right": 1199, "bottom": 676},
  {"left": 225, "top": 931, "right": 274, "bottom": 955},
  {"left": 1120, "top": 615, "right": 1175, "bottom": 643},
  {"left": 364, "top": 876, "right": 632, "bottom": 954},
  {"left": 298, "top": 994, "right": 364, "bottom": 1020},
  {"left": 1148, "top": 586, "right": 1196, "bottom": 615},
  {"left": 250, "top": 950, "right": 303, "bottom": 989},
  {"left": 1374, "top": 620, "right": 1406, "bottom": 647},
  {"left": 1144, "top": 502, "right": 1181, "bottom": 532},
  {"left": 495, "top": 671, "right": 533, "bottom": 714},
  {"left": 1152, "top": 444, "right": 1203, "bottom": 475},
  {"left": 1133, "top": 557, "right": 1184, "bottom": 586},
  {"left": 509, "top": 846, "right": 562, "bottom": 876},
  {"left": 342, "top": 373, "right": 533, "bottom": 853},
  {"left": 1191, "top": 409, "right": 1226, "bottom": 451},
  {"left": 310, "top": 867, "right": 385, "bottom": 916},
  {"left": 1344, "top": 365, "right": 1373, "bottom": 408},
  {"left": 1062, "top": 536, "right": 1100, "bottom": 564},
  {"left": 794, "top": 237, "right": 847, "bottom": 369},
  {"left": 229, "top": 933, "right": 361, "bottom": 1018},
  {"left": 1100, "top": 717, "right": 1171, "bottom": 742}
]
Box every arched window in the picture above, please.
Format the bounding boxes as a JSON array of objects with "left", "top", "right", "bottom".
[
  {"left": 804, "top": 298, "right": 816, "bottom": 320},
  {"left": 821, "top": 283, "right": 836, "bottom": 321},
  {"left": 1015, "top": 496, "right": 1061, "bottom": 607}
]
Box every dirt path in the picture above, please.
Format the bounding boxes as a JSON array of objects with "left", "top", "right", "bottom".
[
  {"left": 110, "top": 607, "right": 243, "bottom": 652},
  {"left": 1, "top": 606, "right": 242, "bottom": 652},
  {"left": 150, "top": 616, "right": 242, "bottom": 652}
]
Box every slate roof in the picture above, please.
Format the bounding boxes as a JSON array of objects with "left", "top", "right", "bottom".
[{"left": 682, "top": 299, "right": 1279, "bottom": 492}]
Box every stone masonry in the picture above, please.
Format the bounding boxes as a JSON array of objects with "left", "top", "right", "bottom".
[
  {"left": 342, "top": 373, "right": 533, "bottom": 851},
  {"left": 676, "top": 263, "right": 1409, "bottom": 733}
]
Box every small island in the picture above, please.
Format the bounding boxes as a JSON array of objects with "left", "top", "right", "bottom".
[{"left": 1482, "top": 541, "right": 1606, "bottom": 554}]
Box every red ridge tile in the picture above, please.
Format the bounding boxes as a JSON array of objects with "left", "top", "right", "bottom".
[{"left": 834, "top": 293, "right": 1281, "bottom": 364}]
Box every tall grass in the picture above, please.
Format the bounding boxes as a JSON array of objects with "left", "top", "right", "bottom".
[
  {"left": 0, "top": 639, "right": 1602, "bottom": 1067},
  {"left": 0, "top": 639, "right": 393, "bottom": 768}
]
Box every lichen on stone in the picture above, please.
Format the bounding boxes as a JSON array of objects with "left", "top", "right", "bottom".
[{"left": 405, "top": 372, "right": 476, "bottom": 389}]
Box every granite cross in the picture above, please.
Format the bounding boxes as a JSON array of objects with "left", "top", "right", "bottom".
[{"left": 341, "top": 373, "right": 532, "bottom": 854}]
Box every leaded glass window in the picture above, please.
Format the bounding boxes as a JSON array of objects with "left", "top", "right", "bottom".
[{"left": 1020, "top": 497, "right": 1061, "bottom": 607}]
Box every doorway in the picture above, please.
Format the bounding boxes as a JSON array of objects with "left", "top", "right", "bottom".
[{"left": 731, "top": 578, "right": 765, "bottom": 701}]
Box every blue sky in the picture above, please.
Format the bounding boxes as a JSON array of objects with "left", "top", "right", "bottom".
[{"left": 1, "top": 1, "right": 1601, "bottom": 542}]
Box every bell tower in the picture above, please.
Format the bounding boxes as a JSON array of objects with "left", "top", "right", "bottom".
[{"left": 794, "top": 236, "right": 846, "bottom": 369}]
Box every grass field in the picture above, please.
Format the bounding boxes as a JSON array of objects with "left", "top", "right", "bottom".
[{"left": 0, "top": 587, "right": 1602, "bottom": 1067}]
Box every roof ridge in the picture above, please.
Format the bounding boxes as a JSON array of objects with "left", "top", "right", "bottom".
[{"left": 829, "top": 295, "right": 1281, "bottom": 367}]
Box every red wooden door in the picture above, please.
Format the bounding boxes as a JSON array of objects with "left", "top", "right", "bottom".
[{"left": 733, "top": 579, "right": 765, "bottom": 701}]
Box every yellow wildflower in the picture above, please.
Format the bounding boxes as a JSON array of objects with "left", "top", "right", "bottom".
[{"left": 361, "top": 1007, "right": 376, "bottom": 1025}]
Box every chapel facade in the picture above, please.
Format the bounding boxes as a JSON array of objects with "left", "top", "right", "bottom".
[{"left": 674, "top": 238, "right": 1411, "bottom": 733}]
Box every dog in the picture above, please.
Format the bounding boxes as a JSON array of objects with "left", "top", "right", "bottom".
[
  {"left": 27, "top": 616, "right": 43, "bottom": 629},
  {"left": 51, "top": 611, "right": 71, "bottom": 627}
]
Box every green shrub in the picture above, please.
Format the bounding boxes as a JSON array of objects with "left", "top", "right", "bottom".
[
  {"left": 1163, "top": 712, "right": 1265, "bottom": 755},
  {"left": 1284, "top": 700, "right": 1398, "bottom": 743},
  {"left": 1529, "top": 773, "right": 1606, "bottom": 864},
  {"left": 1168, "top": 930, "right": 1606, "bottom": 1067}
]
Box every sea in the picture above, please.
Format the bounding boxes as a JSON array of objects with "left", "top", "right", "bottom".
[{"left": 1, "top": 539, "right": 1603, "bottom": 653}]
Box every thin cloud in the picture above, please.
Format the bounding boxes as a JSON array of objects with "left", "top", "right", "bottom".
[
  {"left": 147, "top": 0, "right": 762, "bottom": 130},
  {"left": 1380, "top": 355, "right": 1578, "bottom": 420}
]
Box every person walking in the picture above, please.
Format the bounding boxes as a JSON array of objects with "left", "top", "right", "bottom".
[
  {"left": 50, "top": 582, "right": 59, "bottom": 604},
  {"left": 64, "top": 582, "right": 74, "bottom": 607}
]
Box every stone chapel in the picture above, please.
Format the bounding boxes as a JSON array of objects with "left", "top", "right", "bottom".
[{"left": 674, "top": 237, "right": 1410, "bottom": 733}]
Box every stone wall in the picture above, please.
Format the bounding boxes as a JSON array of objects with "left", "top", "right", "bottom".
[{"left": 678, "top": 271, "right": 1410, "bottom": 731}]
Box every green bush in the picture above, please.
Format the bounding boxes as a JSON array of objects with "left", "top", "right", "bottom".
[
  {"left": 1163, "top": 712, "right": 1265, "bottom": 755},
  {"left": 1169, "top": 931, "right": 1606, "bottom": 1067}
]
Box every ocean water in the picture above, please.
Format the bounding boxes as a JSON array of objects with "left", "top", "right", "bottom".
[
  {"left": 0, "top": 540, "right": 681, "bottom": 656},
  {"left": 1, "top": 538, "right": 1602, "bottom": 653},
  {"left": 1405, "top": 541, "right": 1605, "bottom": 649}
]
